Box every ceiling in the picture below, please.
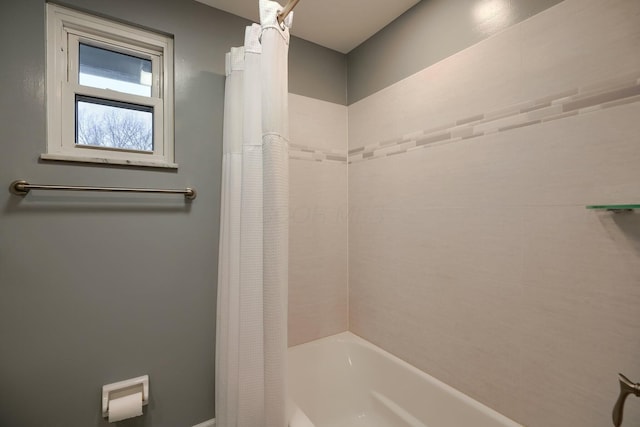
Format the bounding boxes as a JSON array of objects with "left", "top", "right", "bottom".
[{"left": 194, "top": 0, "right": 421, "bottom": 53}]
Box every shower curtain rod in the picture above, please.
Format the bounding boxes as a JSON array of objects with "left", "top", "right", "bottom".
[{"left": 277, "top": 0, "right": 300, "bottom": 24}]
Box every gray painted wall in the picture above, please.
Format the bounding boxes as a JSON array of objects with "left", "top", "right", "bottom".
[
  {"left": 0, "top": 1, "right": 345, "bottom": 427},
  {"left": 291, "top": 37, "right": 347, "bottom": 105},
  {"left": 347, "top": 0, "right": 563, "bottom": 104}
]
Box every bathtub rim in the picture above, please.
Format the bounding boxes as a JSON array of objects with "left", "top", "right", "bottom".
[{"left": 288, "top": 331, "right": 522, "bottom": 427}]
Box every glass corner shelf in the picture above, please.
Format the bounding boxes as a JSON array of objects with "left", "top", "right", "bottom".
[{"left": 586, "top": 204, "right": 640, "bottom": 213}]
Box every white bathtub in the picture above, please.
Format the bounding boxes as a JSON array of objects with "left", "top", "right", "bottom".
[{"left": 288, "top": 332, "right": 522, "bottom": 427}]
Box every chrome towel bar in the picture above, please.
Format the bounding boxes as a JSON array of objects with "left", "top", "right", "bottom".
[{"left": 9, "top": 180, "right": 196, "bottom": 200}]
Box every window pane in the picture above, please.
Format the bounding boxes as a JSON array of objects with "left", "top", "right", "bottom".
[
  {"left": 76, "top": 96, "right": 153, "bottom": 152},
  {"left": 79, "top": 43, "right": 152, "bottom": 97}
]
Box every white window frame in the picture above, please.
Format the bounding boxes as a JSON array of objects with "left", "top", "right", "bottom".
[{"left": 44, "top": 4, "right": 176, "bottom": 168}]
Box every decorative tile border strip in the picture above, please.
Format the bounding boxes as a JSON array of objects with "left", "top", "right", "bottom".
[
  {"left": 289, "top": 142, "right": 347, "bottom": 164},
  {"left": 348, "top": 71, "right": 640, "bottom": 164}
]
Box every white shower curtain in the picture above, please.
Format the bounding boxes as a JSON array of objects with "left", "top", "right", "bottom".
[{"left": 216, "top": 2, "right": 291, "bottom": 426}]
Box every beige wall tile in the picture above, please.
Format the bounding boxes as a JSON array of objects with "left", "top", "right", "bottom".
[
  {"left": 349, "top": 153, "right": 527, "bottom": 421},
  {"left": 290, "top": 93, "right": 348, "bottom": 153},
  {"left": 288, "top": 95, "right": 348, "bottom": 346},
  {"left": 347, "top": 1, "right": 640, "bottom": 425},
  {"left": 520, "top": 0, "right": 640, "bottom": 101},
  {"left": 348, "top": 12, "right": 523, "bottom": 150},
  {"left": 519, "top": 206, "right": 640, "bottom": 426}
]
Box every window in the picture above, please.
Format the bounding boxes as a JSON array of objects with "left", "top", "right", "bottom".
[{"left": 45, "top": 4, "right": 175, "bottom": 168}]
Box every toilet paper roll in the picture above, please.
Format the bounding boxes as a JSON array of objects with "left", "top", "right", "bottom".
[{"left": 108, "top": 392, "right": 143, "bottom": 423}]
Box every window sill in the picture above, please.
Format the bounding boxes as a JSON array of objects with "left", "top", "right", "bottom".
[{"left": 40, "top": 153, "right": 178, "bottom": 169}]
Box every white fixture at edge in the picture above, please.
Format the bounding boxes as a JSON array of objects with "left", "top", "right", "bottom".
[{"left": 101, "top": 375, "right": 149, "bottom": 419}]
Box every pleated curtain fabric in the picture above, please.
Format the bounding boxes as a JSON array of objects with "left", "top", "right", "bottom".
[
  {"left": 216, "top": 44, "right": 244, "bottom": 427},
  {"left": 260, "top": 2, "right": 290, "bottom": 426},
  {"left": 215, "top": 2, "right": 292, "bottom": 425}
]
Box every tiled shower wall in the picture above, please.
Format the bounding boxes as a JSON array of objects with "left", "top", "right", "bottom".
[
  {"left": 288, "top": 93, "right": 348, "bottom": 346},
  {"left": 348, "top": 0, "right": 640, "bottom": 426}
]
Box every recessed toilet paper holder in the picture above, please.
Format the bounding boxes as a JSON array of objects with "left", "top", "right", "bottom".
[{"left": 102, "top": 375, "right": 149, "bottom": 418}]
